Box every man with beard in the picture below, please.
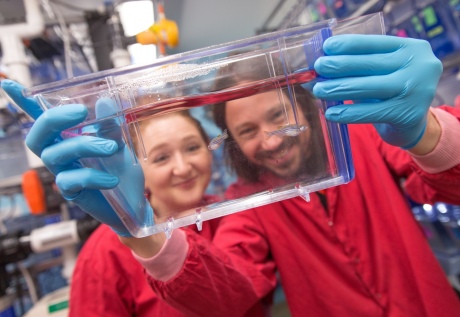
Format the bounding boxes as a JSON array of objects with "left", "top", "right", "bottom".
[{"left": 213, "top": 84, "right": 331, "bottom": 198}]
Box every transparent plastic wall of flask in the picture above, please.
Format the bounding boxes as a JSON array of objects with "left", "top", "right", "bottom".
[{"left": 24, "top": 13, "right": 385, "bottom": 237}]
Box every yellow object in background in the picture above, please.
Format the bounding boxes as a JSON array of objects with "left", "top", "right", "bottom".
[
  {"left": 136, "top": 19, "right": 179, "bottom": 47},
  {"left": 136, "top": 3, "right": 179, "bottom": 55}
]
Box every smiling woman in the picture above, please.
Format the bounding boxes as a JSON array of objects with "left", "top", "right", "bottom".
[
  {"left": 67, "top": 108, "right": 237, "bottom": 317},
  {"left": 134, "top": 111, "right": 213, "bottom": 221}
]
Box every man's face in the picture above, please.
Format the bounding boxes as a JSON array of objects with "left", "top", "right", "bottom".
[{"left": 225, "top": 90, "right": 312, "bottom": 179}]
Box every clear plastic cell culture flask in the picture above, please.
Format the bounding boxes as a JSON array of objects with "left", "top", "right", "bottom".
[{"left": 24, "top": 13, "right": 385, "bottom": 237}]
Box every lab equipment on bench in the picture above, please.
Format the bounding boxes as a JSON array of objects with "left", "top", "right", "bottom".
[
  {"left": 0, "top": 215, "right": 100, "bottom": 317},
  {"left": 23, "top": 13, "right": 384, "bottom": 238},
  {"left": 0, "top": 164, "right": 99, "bottom": 317}
]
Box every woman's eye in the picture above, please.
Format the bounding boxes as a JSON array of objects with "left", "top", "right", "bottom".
[
  {"left": 271, "top": 110, "right": 284, "bottom": 123},
  {"left": 153, "top": 154, "right": 169, "bottom": 163},
  {"left": 186, "top": 144, "right": 201, "bottom": 152}
]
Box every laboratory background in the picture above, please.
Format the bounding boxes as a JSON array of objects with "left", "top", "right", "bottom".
[{"left": 0, "top": 0, "right": 460, "bottom": 316}]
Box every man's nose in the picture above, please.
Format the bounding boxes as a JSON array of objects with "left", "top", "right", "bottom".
[
  {"left": 172, "top": 153, "right": 192, "bottom": 176},
  {"left": 259, "top": 124, "right": 283, "bottom": 151}
]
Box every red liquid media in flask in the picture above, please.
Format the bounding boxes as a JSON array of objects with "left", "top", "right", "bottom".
[{"left": 125, "top": 70, "right": 318, "bottom": 123}]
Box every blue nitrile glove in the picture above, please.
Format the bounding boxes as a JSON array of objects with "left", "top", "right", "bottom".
[
  {"left": 1, "top": 80, "right": 148, "bottom": 236},
  {"left": 312, "top": 35, "right": 443, "bottom": 149}
]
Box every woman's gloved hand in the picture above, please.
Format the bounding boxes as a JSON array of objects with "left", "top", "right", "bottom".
[
  {"left": 313, "top": 34, "right": 443, "bottom": 149},
  {"left": 1, "top": 80, "right": 142, "bottom": 236}
]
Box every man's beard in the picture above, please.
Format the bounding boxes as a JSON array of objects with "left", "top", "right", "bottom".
[{"left": 253, "top": 135, "right": 306, "bottom": 179}]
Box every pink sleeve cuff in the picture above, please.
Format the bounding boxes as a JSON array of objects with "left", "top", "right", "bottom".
[
  {"left": 132, "top": 229, "right": 189, "bottom": 282},
  {"left": 411, "top": 108, "right": 460, "bottom": 173}
]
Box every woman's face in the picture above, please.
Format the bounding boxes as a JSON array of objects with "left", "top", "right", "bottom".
[
  {"left": 140, "top": 113, "right": 212, "bottom": 217},
  {"left": 225, "top": 90, "right": 312, "bottom": 179}
]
